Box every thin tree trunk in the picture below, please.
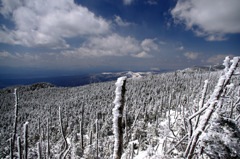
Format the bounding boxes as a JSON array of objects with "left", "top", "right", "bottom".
[
  {"left": 24, "top": 122, "right": 28, "bottom": 159},
  {"left": 12, "top": 88, "right": 18, "bottom": 150},
  {"left": 194, "top": 80, "right": 208, "bottom": 130},
  {"left": 185, "top": 57, "right": 239, "bottom": 159},
  {"left": 125, "top": 111, "right": 128, "bottom": 143},
  {"left": 167, "top": 134, "right": 188, "bottom": 154},
  {"left": 18, "top": 137, "right": 22, "bottom": 159},
  {"left": 96, "top": 119, "right": 98, "bottom": 158},
  {"left": 38, "top": 142, "right": 42, "bottom": 159},
  {"left": 10, "top": 138, "right": 13, "bottom": 159},
  {"left": 81, "top": 104, "right": 84, "bottom": 152},
  {"left": 46, "top": 118, "right": 50, "bottom": 159},
  {"left": 113, "top": 77, "right": 127, "bottom": 159},
  {"left": 59, "top": 107, "right": 68, "bottom": 159}
]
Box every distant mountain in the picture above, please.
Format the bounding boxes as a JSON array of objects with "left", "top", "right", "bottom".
[
  {"left": 0, "top": 71, "right": 163, "bottom": 89},
  {"left": 0, "top": 65, "right": 225, "bottom": 89},
  {"left": 183, "top": 64, "right": 225, "bottom": 72}
]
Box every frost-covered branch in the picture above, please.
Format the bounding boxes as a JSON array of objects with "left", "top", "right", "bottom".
[
  {"left": 194, "top": 80, "right": 208, "bottom": 130},
  {"left": 167, "top": 134, "right": 188, "bottom": 154},
  {"left": 24, "top": 122, "right": 28, "bottom": 159},
  {"left": 59, "top": 106, "right": 68, "bottom": 159},
  {"left": 17, "top": 137, "right": 22, "bottom": 159},
  {"left": 12, "top": 88, "right": 19, "bottom": 149},
  {"left": 96, "top": 119, "right": 99, "bottom": 158},
  {"left": 46, "top": 118, "right": 50, "bottom": 159},
  {"left": 113, "top": 76, "right": 127, "bottom": 159},
  {"left": 185, "top": 56, "right": 240, "bottom": 159}
]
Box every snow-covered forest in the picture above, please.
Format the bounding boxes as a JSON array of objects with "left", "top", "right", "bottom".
[{"left": 0, "top": 57, "right": 240, "bottom": 159}]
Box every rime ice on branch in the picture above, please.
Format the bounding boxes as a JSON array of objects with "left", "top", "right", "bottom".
[
  {"left": 113, "top": 76, "right": 127, "bottom": 159},
  {"left": 12, "top": 88, "right": 19, "bottom": 149},
  {"left": 185, "top": 56, "right": 240, "bottom": 159}
]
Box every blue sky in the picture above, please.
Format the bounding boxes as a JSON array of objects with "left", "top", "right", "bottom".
[{"left": 0, "top": 0, "right": 240, "bottom": 78}]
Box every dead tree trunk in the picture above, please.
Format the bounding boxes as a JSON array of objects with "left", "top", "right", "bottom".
[
  {"left": 46, "top": 118, "right": 50, "bottom": 159},
  {"left": 12, "top": 88, "right": 18, "bottom": 150},
  {"left": 81, "top": 104, "right": 84, "bottom": 152},
  {"left": 24, "top": 122, "right": 28, "bottom": 159},
  {"left": 113, "top": 76, "right": 127, "bottom": 159},
  {"left": 10, "top": 139, "right": 13, "bottom": 159},
  {"left": 17, "top": 137, "right": 22, "bottom": 159},
  {"left": 59, "top": 106, "right": 68, "bottom": 159},
  {"left": 96, "top": 119, "right": 99, "bottom": 158},
  {"left": 185, "top": 57, "right": 239, "bottom": 159}
]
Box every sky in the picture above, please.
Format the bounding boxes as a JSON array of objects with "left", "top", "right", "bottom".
[{"left": 0, "top": 0, "right": 240, "bottom": 78}]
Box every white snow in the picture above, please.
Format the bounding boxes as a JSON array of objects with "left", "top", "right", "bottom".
[
  {"left": 102, "top": 72, "right": 112, "bottom": 75},
  {"left": 127, "top": 71, "right": 143, "bottom": 79},
  {"left": 223, "top": 56, "right": 230, "bottom": 72},
  {"left": 131, "top": 110, "right": 181, "bottom": 159}
]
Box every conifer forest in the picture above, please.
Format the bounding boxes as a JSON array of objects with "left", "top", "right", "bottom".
[{"left": 0, "top": 56, "right": 240, "bottom": 159}]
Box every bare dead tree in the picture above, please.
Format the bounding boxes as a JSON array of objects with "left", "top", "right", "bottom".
[
  {"left": 59, "top": 106, "right": 68, "bottom": 159},
  {"left": 37, "top": 142, "right": 42, "bottom": 159},
  {"left": 17, "top": 137, "right": 22, "bottom": 159},
  {"left": 10, "top": 138, "right": 13, "bottom": 159},
  {"left": 80, "top": 104, "right": 84, "bottom": 152},
  {"left": 113, "top": 77, "right": 127, "bottom": 159},
  {"left": 24, "top": 122, "right": 28, "bottom": 159},
  {"left": 46, "top": 118, "right": 50, "bottom": 159},
  {"left": 96, "top": 119, "right": 99, "bottom": 158},
  {"left": 12, "top": 88, "right": 19, "bottom": 150},
  {"left": 193, "top": 80, "right": 208, "bottom": 130},
  {"left": 185, "top": 57, "right": 239, "bottom": 159}
]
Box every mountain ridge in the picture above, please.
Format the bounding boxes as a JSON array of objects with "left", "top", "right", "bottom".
[
  {"left": 0, "top": 64, "right": 225, "bottom": 89},
  {"left": 0, "top": 70, "right": 167, "bottom": 89}
]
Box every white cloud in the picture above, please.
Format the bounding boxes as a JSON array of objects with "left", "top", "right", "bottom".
[
  {"left": 141, "top": 38, "right": 159, "bottom": 52},
  {"left": 0, "top": 0, "right": 21, "bottom": 18},
  {"left": 159, "top": 41, "right": 166, "bottom": 45},
  {"left": 150, "top": 67, "right": 160, "bottom": 71},
  {"left": 146, "top": 0, "right": 158, "bottom": 5},
  {"left": 171, "top": 0, "right": 240, "bottom": 41},
  {"left": 184, "top": 52, "right": 198, "bottom": 60},
  {"left": 61, "top": 34, "right": 141, "bottom": 58},
  {"left": 0, "top": 51, "right": 18, "bottom": 59},
  {"left": 114, "top": 15, "right": 132, "bottom": 26},
  {"left": 205, "top": 34, "right": 227, "bottom": 42},
  {"left": 177, "top": 46, "right": 184, "bottom": 50},
  {"left": 206, "top": 54, "right": 234, "bottom": 64},
  {"left": 62, "top": 35, "right": 161, "bottom": 58},
  {"left": 0, "top": 51, "right": 40, "bottom": 62},
  {"left": 123, "top": 0, "right": 134, "bottom": 5},
  {"left": 131, "top": 51, "right": 153, "bottom": 58},
  {"left": 0, "top": 0, "right": 110, "bottom": 48}
]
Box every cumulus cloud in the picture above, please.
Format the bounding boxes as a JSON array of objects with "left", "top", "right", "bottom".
[
  {"left": 0, "top": 51, "right": 17, "bottom": 59},
  {"left": 114, "top": 15, "right": 132, "bottom": 26},
  {"left": 177, "top": 46, "right": 184, "bottom": 50},
  {"left": 171, "top": 0, "right": 240, "bottom": 41},
  {"left": 61, "top": 35, "right": 160, "bottom": 58},
  {"left": 146, "top": 0, "right": 158, "bottom": 5},
  {"left": 0, "top": 0, "right": 110, "bottom": 48},
  {"left": 159, "top": 41, "right": 166, "bottom": 45},
  {"left": 0, "top": 51, "right": 39, "bottom": 66},
  {"left": 61, "top": 34, "right": 141, "bottom": 58},
  {"left": 131, "top": 51, "right": 153, "bottom": 58},
  {"left": 141, "top": 38, "right": 159, "bottom": 52},
  {"left": 123, "top": 0, "right": 134, "bottom": 5},
  {"left": 184, "top": 52, "right": 198, "bottom": 60}
]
